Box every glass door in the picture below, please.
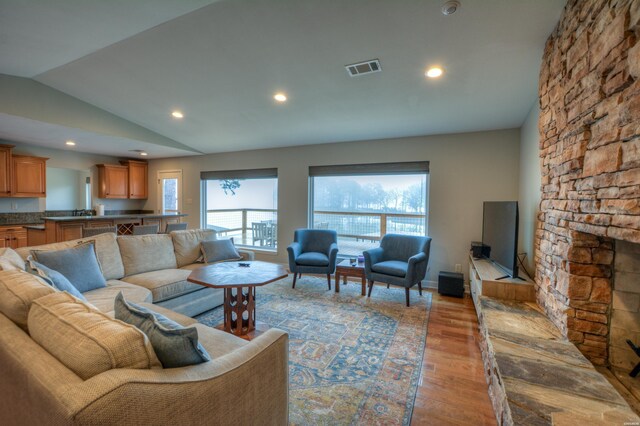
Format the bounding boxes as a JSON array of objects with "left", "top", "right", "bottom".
[{"left": 157, "top": 170, "right": 182, "bottom": 214}]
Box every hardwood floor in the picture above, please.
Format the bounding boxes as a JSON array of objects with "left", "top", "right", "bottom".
[{"left": 411, "top": 290, "right": 497, "bottom": 425}]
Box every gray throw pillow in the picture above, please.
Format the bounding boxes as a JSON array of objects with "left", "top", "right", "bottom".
[
  {"left": 28, "top": 259, "right": 87, "bottom": 301},
  {"left": 200, "top": 239, "right": 242, "bottom": 264},
  {"left": 31, "top": 242, "right": 106, "bottom": 293},
  {"left": 114, "top": 292, "right": 211, "bottom": 368}
]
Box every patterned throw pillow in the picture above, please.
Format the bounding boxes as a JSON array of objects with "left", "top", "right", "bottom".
[
  {"left": 200, "top": 239, "right": 242, "bottom": 264},
  {"left": 31, "top": 242, "right": 106, "bottom": 293},
  {"left": 114, "top": 292, "right": 210, "bottom": 368}
]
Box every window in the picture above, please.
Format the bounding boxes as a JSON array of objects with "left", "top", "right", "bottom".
[
  {"left": 201, "top": 168, "right": 278, "bottom": 250},
  {"left": 309, "top": 162, "right": 429, "bottom": 257},
  {"left": 157, "top": 170, "right": 182, "bottom": 214}
]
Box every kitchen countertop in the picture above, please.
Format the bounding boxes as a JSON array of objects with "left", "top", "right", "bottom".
[
  {"left": 42, "top": 213, "right": 187, "bottom": 222},
  {"left": 23, "top": 225, "right": 45, "bottom": 230}
]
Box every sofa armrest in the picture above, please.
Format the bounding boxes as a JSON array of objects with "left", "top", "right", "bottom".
[
  {"left": 71, "top": 329, "right": 289, "bottom": 424},
  {"left": 237, "top": 249, "right": 255, "bottom": 261}
]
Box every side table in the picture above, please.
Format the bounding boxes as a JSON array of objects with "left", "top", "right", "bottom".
[{"left": 335, "top": 259, "right": 366, "bottom": 295}]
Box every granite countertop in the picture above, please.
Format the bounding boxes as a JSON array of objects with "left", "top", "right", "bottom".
[
  {"left": 42, "top": 213, "right": 187, "bottom": 222},
  {"left": 23, "top": 224, "right": 45, "bottom": 230}
]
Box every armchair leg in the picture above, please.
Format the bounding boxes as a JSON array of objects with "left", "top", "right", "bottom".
[
  {"left": 298, "top": 273, "right": 302, "bottom": 279},
  {"left": 418, "top": 281, "right": 423, "bottom": 295},
  {"left": 367, "top": 280, "right": 374, "bottom": 297},
  {"left": 386, "top": 283, "right": 390, "bottom": 289},
  {"left": 292, "top": 273, "right": 297, "bottom": 289},
  {"left": 326, "top": 274, "right": 331, "bottom": 290},
  {"left": 405, "top": 288, "right": 410, "bottom": 307}
]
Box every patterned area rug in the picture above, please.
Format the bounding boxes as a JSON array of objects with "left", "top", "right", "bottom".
[{"left": 196, "top": 275, "right": 431, "bottom": 425}]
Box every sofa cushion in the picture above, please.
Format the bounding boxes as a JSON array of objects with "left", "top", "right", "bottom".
[
  {"left": 16, "top": 233, "right": 125, "bottom": 281},
  {"left": 200, "top": 239, "right": 242, "bottom": 264},
  {"left": 170, "top": 229, "right": 217, "bottom": 268},
  {"left": 29, "top": 260, "right": 87, "bottom": 301},
  {"left": 121, "top": 269, "right": 200, "bottom": 303},
  {"left": 0, "top": 247, "right": 25, "bottom": 270},
  {"left": 118, "top": 234, "right": 178, "bottom": 276},
  {"left": 372, "top": 260, "right": 408, "bottom": 277},
  {"left": 32, "top": 242, "right": 107, "bottom": 293},
  {"left": 28, "top": 292, "right": 161, "bottom": 380},
  {"left": 179, "top": 263, "right": 205, "bottom": 271},
  {"left": 195, "top": 323, "right": 248, "bottom": 359},
  {"left": 296, "top": 252, "right": 330, "bottom": 266},
  {"left": 135, "top": 302, "right": 198, "bottom": 326},
  {"left": 0, "top": 269, "right": 55, "bottom": 332},
  {"left": 84, "top": 280, "right": 153, "bottom": 313},
  {"left": 115, "top": 293, "right": 210, "bottom": 368}
]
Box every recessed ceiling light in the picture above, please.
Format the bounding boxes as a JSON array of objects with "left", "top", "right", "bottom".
[
  {"left": 140, "top": 152, "right": 148, "bottom": 156},
  {"left": 441, "top": 1, "right": 460, "bottom": 15},
  {"left": 426, "top": 67, "right": 444, "bottom": 78},
  {"left": 65, "top": 140, "right": 76, "bottom": 146},
  {"left": 274, "top": 93, "right": 287, "bottom": 102},
  {"left": 171, "top": 110, "right": 184, "bottom": 119}
]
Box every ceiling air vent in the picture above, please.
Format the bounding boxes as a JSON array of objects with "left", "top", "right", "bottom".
[{"left": 345, "top": 59, "right": 382, "bottom": 77}]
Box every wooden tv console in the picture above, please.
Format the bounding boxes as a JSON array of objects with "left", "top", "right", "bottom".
[{"left": 468, "top": 255, "right": 535, "bottom": 303}]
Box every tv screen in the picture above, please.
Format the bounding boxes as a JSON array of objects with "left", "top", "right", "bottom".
[{"left": 482, "top": 201, "right": 519, "bottom": 278}]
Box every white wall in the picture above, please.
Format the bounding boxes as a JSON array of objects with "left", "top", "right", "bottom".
[
  {"left": 518, "top": 102, "right": 541, "bottom": 275},
  {"left": 0, "top": 140, "right": 145, "bottom": 213},
  {"left": 146, "top": 129, "right": 520, "bottom": 284}
]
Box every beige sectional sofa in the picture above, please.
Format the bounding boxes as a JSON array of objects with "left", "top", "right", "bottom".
[{"left": 0, "top": 229, "right": 289, "bottom": 425}]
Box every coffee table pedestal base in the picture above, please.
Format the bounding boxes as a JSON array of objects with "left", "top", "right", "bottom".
[{"left": 218, "top": 286, "right": 270, "bottom": 341}]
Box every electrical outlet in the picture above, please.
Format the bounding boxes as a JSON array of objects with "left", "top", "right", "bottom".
[
  {"left": 186, "top": 198, "right": 193, "bottom": 205},
  {"left": 455, "top": 263, "right": 462, "bottom": 273},
  {"left": 11, "top": 202, "right": 17, "bottom": 211}
]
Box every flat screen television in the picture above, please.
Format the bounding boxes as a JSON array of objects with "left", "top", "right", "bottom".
[{"left": 482, "top": 201, "right": 519, "bottom": 279}]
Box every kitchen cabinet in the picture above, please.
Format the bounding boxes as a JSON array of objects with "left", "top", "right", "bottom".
[
  {"left": 120, "top": 160, "right": 148, "bottom": 199},
  {"left": 0, "top": 144, "right": 13, "bottom": 197},
  {"left": 97, "top": 164, "right": 129, "bottom": 199},
  {"left": 11, "top": 155, "right": 48, "bottom": 198},
  {"left": 0, "top": 226, "right": 28, "bottom": 249}
]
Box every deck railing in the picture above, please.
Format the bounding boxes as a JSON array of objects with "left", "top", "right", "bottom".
[{"left": 205, "top": 209, "right": 426, "bottom": 247}]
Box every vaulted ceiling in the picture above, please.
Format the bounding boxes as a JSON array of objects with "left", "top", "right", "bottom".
[{"left": 0, "top": 0, "right": 565, "bottom": 158}]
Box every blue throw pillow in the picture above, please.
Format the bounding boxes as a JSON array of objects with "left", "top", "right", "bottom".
[
  {"left": 29, "top": 260, "right": 87, "bottom": 301},
  {"left": 31, "top": 242, "right": 106, "bottom": 293},
  {"left": 114, "top": 292, "right": 211, "bottom": 368},
  {"left": 200, "top": 239, "right": 242, "bottom": 264}
]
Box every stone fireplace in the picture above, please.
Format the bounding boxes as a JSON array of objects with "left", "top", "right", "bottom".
[{"left": 537, "top": 0, "right": 640, "bottom": 368}]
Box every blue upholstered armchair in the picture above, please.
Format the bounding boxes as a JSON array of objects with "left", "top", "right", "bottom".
[
  {"left": 363, "top": 234, "right": 432, "bottom": 306},
  {"left": 287, "top": 229, "right": 339, "bottom": 290}
]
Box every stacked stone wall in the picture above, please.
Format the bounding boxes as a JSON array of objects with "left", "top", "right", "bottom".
[{"left": 538, "top": 0, "right": 640, "bottom": 364}]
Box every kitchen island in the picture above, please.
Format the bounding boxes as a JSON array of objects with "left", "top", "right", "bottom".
[{"left": 42, "top": 213, "right": 187, "bottom": 243}]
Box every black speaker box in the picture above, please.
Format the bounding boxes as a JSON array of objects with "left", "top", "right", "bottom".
[{"left": 438, "top": 271, "right": 464, "bottom": 298}]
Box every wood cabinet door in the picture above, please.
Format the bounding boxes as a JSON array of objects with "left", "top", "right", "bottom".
[
  {"left": 12, "top": 155, "right": 47, "bottom": 197},
  {"left": 0, "top": 146, "right": 12, "bottom": 197},
  {"left": 0, "top": 232, "right": 9, "bottom": 248},
  {"left": 13, "top": 230, "right": 27, "bottom": 248},
  {"left": 98, "top": 165, "right": 128, "bottom": 199},
  {"left": 128, "top": 161, "right": 148, "bottom": 199},
  {"left": 57, "top": 223, "right": 84, "bottom": 242}
]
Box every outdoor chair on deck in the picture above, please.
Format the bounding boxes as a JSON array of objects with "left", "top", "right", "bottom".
[
  {"left": 363, "top": 234, "right": 431, "bottom": 307},
  {"left": 287, "top": 229, "right": 338, "bottom": 290}
]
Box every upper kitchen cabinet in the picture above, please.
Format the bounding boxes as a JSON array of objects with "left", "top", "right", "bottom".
[
  {"left": 97, "top": 164, "right": 129, "bottom": 199},
  {"left": 11, "top": 155, "right": 48, "bottom": 197},
  {"left": 0, "top": 144, "right": 13, "bottom": 197},
  {"left": 120, "top": 160, "right": 148, "bottom": 199}
]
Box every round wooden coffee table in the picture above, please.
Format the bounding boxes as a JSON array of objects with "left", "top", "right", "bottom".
[{"left": 187, "top": 261, "right": 288, "bottom": 339}]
